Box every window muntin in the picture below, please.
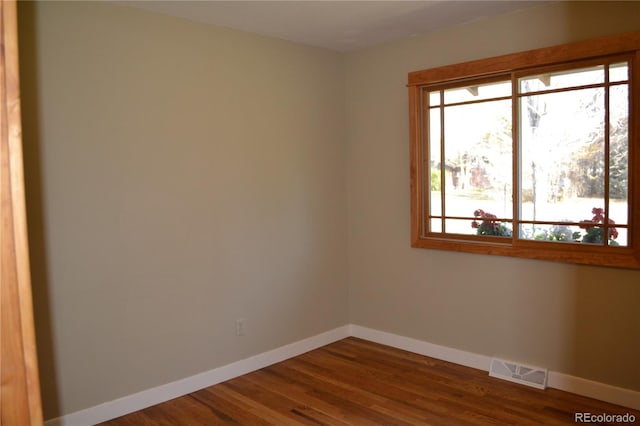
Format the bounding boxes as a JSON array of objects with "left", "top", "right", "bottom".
[{"left": 408, "top": 33, "right": 640, "bottom": 268}]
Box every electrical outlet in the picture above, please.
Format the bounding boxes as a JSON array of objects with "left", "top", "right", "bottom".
[{"left": 235, "top": 318, "right": 245, "bottom": 336}]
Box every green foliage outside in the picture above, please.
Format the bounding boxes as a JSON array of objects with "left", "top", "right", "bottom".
[{"left": 430, "top": 170, "right": 440, "bottom": 191}]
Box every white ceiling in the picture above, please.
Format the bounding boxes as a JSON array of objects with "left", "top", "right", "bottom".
[{"left": 117, "top": 1, "right": 546, "bottom": 52}]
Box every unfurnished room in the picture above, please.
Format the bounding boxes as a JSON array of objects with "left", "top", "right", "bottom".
[{"left": 1, "top": 1, "right": 640, "bottom": 425}]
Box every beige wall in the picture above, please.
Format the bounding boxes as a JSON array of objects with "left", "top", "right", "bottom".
[
  {"left": 18, "top": 0, "right": 640, "bottom": 420},
  {"left": 19, "top": 1, "right": 347, "bottom": 418},
  {"left": 346, "top": 0, "right": 640, "bottom": 393}
]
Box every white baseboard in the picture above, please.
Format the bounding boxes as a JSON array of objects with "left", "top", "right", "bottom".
[
  {"left": 348, "top": 324, "right": 492, "bottom": 371},
  {"left": 349, "top": 325, "right": 640, "bottom": 411},
  {"left": 46, "top": 324, "right": 640, "bottom": 425},
  {"left": 45, "top": 326, "right": 350, "bottom": 426},
  {"left": 547, "top": 371, "right": 640, "bottom": 411}
]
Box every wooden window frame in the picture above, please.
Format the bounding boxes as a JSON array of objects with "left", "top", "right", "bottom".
[{"left": 408, "top": 32, "right": 640, "bottom": 268}]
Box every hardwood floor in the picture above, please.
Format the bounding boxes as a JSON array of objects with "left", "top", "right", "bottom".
[{"left": 100, "top": 338, "right": 639, "bottom": 425}]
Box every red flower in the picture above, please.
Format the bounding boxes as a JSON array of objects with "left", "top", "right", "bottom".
[
  {"left": 591, "top": 207, "right": 604, "bottom": 222},
  {"left": 580, "top": 207, "right": 618, "bottom": 242}
]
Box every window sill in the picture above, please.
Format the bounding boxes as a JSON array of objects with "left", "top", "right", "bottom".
[{"left": 411, "top": 235, "right": 640, "bottom": 269}]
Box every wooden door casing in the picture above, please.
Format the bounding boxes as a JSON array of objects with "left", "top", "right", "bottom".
[{"left": 0, "top": 0, "right": 44, "bottom": 424}]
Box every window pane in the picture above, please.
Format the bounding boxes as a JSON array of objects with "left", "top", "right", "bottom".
[
  {"left": 519, "top": 223, "right": 581, "bottom": 242},
  {"left": 609, "top": 200, "right": 628, "bottom": 225},
  {"left": 519, "top": 87, "right": 604, "bottom": 224},
  {"left": 574, "top": 219, "right": 624, "bottom": 246},
  {"left": 610, "top": 84, "right": 629, "bottom": 212},
  {"left": 447, "top": 218, "right": 512, "bottom": 237},
  {"left": 574, "top": 207, "right": 622, "bottom": 245},
  {"left": 609, "top": 62, "right": 629, "bottom": 83},
  {"left": 443, "top": 99, "right": 512, "bottom": 219},
  {"left": 518, "top": 221, "right": 626, "bottom": 246},
  {"left": 430, "top": 218, "right": 442, "bottom": 233},
  {"left": 429, "top": 91, "right": 441, "bottom": 106},
  {"left": 519, "top": 65, "right": 604, "bottom": 93},
  {"left": 443, "top": 80, "right": 511, "bottom": 104},
  {"left": 611, "top": 227, "right": 628, "bottom": 247},
  {"left": 429, "top": 108, "right": 442, "bottom": 217},
  {"left": 429, "top": 183, "right": 442, "bottom": 217}
]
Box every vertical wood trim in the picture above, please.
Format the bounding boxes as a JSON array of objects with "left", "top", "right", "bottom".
[
  {"left": 0, "top": 0, "right": 44, "bottom": 424},
  {"left": 632, "top": 51, "right": 640, "bottom": 257},
  {"left": 408, "top": 85, "right": 421, "bottom": 245}
]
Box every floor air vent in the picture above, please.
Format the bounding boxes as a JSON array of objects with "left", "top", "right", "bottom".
[{"left": 489, "top": 358, "right": 547, "bottom": 389}]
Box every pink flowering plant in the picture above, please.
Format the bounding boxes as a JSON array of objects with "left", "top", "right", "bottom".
[
  {"left": 576, "top": 207, "right": 619, "bottom": 245},
  {"left": 471, "top": 209, "right": 512, "bottom": 237}
]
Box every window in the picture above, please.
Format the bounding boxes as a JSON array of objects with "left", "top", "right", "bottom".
[{"left": 408, "top": 32, "right": 640, "bottom": 268}]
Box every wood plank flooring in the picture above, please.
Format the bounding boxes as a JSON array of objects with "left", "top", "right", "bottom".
[{"left": 100, "top": 337, "right": 639, "bottom": 425}]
